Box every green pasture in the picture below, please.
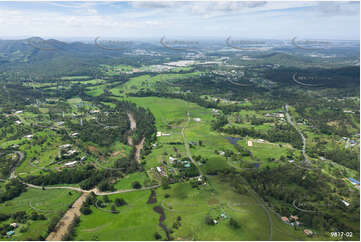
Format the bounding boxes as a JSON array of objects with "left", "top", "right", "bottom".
[{"left": 0, "top": 188, "right": 80, "bottom": 241}]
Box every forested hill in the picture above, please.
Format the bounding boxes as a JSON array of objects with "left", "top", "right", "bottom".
[{"left": 0, "top": 37, "right": 165, "bottom": 79}]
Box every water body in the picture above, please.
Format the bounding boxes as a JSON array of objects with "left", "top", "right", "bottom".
[{"left": 224, "top": 136, "right": 240, "bottom": 146}]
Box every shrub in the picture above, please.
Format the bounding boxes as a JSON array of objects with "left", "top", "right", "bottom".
[
  {"left": 205, "top": 214, "right": 214, "bottom": 225},
  {"left": 154, "top": 232, "right": 162, "bottom": 240},
  {"left": 115, "top": 198, "right": 127, "bottom": 207},
  {"left": 229, "top": 218, "right": 240, "bottom": 229},
  {"left": 132, "top": 181, "right": 142, "bottom": 189},
  {"left": 80, "top": 206, "right": 92, "bottom": 215}
]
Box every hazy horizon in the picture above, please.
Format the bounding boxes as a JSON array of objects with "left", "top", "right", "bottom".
[{"left": 0, "top": 1, "right": 359, "bottom": 41}]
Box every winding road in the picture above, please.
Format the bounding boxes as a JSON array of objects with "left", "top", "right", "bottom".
[{"left": 10, "top": 151, "right": 24, "bottom": 179}]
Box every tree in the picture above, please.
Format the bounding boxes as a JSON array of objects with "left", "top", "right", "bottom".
[
  {"left": 111, "top": 205, "right": 117, "bottom": 214},
  {"left": 115, "top": 198, "right": 127, "bottom": 207},
  {"left": 103, "top": 195, "right": 110, "bottom": 203},
  {"left": 161, "top": 177, "right": 170, "bottom": 189},
  {"left": 80, "top": 206, "right": 92, "bottom": 215},
  {"left": 229, "top": 218, "right": 240, "bottom": 229},
  {"left": 205, "top": 214, "right": 214, "bottom": 225},
  {"left": 132, "top": 181, "right": 142, "bottom": 189},
  {"left": 154, "top": 232, "right": 161, "bottom": 240}
]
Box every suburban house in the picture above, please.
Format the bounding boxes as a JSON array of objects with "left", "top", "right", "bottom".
[
  {"left": 281, "top": 217, "right": 289, "bottom": 223},
  {"left": 65, "top": 161, "right": 78, "bottom": 167},
  {"left": 347, "top": 177, "right": 360, "bottom": 185}
]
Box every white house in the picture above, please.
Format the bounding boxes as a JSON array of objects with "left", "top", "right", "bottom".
[
  {"left": 341, "top": 200, "right": 350, "bottom": 207},
  {"left": 24, "top": 135, "right": 33, "bottom": 139},
  {"left": 59, "top": 144, "right": 72, "bottom": 149},
  {"left": 65, "top": 161, "right": 78, "bottom": 167}
]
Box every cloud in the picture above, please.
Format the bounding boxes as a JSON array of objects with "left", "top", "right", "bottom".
[
  {"left": 316, "top": 1, "right": 360, "bottom": 16},
  {"left": 0, "top": 1, "right": 358, "bottom": 40}
]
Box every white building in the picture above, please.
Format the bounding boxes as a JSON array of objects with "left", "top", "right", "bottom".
[
  {"left": 65, "top": 161, "right": 78, "bottom": 167},
  {"left": 341, "top": 200, "right": 350, "bottom": 207}
]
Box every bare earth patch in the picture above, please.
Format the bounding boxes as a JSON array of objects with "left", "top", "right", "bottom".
[
  {"left": 46, "top": 193, "right": 88, "bottom": 241},
  {"left": 207, "top": 198, "right": 219, "bottom": 205},
  {"left": 111, "top": 150, "right": 121, "bottom": 157}
]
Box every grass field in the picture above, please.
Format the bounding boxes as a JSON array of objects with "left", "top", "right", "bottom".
[
  {"left": 74, "top": 189, "right": 163, "bottom": 241},
  {"left": 113, "top": 172, "right": 149, "bottom": 190},
  {"left": 0, "top": 188, "right": 80, "bottom": 241},
  {"left": 74, "top": 177, "right": 310, "bottom": 241}
]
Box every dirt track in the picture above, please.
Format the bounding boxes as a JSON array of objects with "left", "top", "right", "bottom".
[{"left": 46, "top": 193, "right": 88, "bottom": 241}]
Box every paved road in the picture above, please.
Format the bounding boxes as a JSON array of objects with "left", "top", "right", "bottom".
[
  {"left": 284, "top": 105, "right": 309, "bottom": 163},
  {"left": 24, "top": 182, "right": 159, "bottom": 195},
  {"left": 292, "top": 73, "right": 323, "bottom": 87}
]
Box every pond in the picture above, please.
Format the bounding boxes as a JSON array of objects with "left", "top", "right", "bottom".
[{"left": 224, "top": 136, "right": 240, "bottom": 146}]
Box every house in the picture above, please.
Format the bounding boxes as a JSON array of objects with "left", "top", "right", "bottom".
[
  {"left": 156, "top": 166, "right": 166, "bottom": 176},
  {"left": 24, "top": 134, "right": 33, "bottom": 140},
  {"left": 15, "top": 120, "right": 22, "bottom": 125},
  {"left": 257, "top": 139, "right": 265, "bottom": 143},
  {"left": 304, "top": 229, "right": 313, "bottom": 236},
  {"left": 65, "top": 161, "right": 78, "bottom": 167},
  {"left": 211, "top": 108, "right": 220, "bottom": 114},
  {"left": 289, "top": 215, "right": 299, "bottom": 221},
  {"left": 319, "top": 156, "right": 326, "bottom": 161},
  {"left": 15, "top": 110, "right": 23, "bottom": 114},
  {"left": 247, "top": 140, "right": 253, "bottom": 147},
  {"left": 276, "top": 113, "right": 285, "bottom": 118},
  {"left": 156, "top": 131, "right": 171, "bottom": 137},
  {"left": 184, "top": 163, "right": 191, "bottom": 168},
  {"left": 213, "top": 220, "right": 218, "bottom": 224},
  {"left": 10, "top": 223, "right": 17, "bottom": 228},
  {"left": 341, "top": 200, "right": 350, "bottom": 207},
  {"left": 59, "top": 144, "right": 72, "bottom": 149},
  {"left": 281, "top": 217, "right": 289, "bottom": 223},
  {"left": 220, "top": 213, "right": 227, "bottom": 219},
  {"left": 288, "top": 160, "right": 295, "bottom": 163},
  {"left": 193, "top": 118, "right": 201, "bottom": 122},
  {"left": 80, "top": 156, "right": 87, "bottom": 161},
  {"left": 71, "top": 132, "right": 79, "bottom": 137},
  {"left": 169, "top": 156, "right": 176, "bottom": 163},
  {"left": 350, "top": 140, "right": 357, "bottom": 145},
  {"left": 347, "top": 177, "right": 360, "bottom": 185},
  {"left": 57, "top": 121, "right": 64, "bottom": 126},
  {"left": 66, "top": 150, "right": 77, "bottom": 156}
]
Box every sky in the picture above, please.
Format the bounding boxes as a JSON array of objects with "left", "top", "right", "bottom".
[{"left": 0, "top": 1, "right": 359, "bottom": 41}]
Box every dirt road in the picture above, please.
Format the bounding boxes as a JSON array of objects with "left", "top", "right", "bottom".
[
  {"left": 46, "top": 192, "right": 88, "bottom": 241},
  {"left": 135, "top": 137, "right": 145, "bottom": 163},
  {"left": 181, "top": 112, "right": 202, "bottom": 176},
  {"left": 128, "top": 113, "right": 136, "bottom": 130}
]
